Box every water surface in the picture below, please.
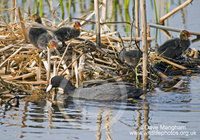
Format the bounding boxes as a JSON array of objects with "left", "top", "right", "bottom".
[{"left": 1, "top": 0, "right": 200, "bottom": 140}]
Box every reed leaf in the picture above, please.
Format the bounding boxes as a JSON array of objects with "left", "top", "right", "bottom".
[
  {"left": 166, "top": 0, "right": 171, "bottom": 26},
  {"left": 153, "top": 0, "right": 158, "bottom": 24},
  {"left": 33, "top": 0, "right": 36, "bottom": 14},
  {"left": 166, "top": 0, "right": 171, "bottom": 14},
  {"left": 153, "top": 0, "right": 158, "bottom": 43},
  {"left": 66, "top": 0, "right": 72, "bottom": 19},
  {"left": 59, "top": 0, "right": 65, "bottom": 19},
  {"left": 39, "top": 0, "right": 43, "bottom": 17},
  {"left": 125, "top": 9, "right": 131, "bottom": 36},
  {"left": 124, "top": 0, "right": 130, "bottom": 10}
]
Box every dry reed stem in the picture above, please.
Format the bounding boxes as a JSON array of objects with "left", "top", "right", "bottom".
[
  {"left": 0, "top": 47, "right": 23, "bottom": 68},
  {"left": 155, "top": 56, "right": 187, "bottom": 70},
  {"left": 140, "top": 0, "right": 148, "bottom": 91},
  {"left": 58, "top": 17, "right": 70, "bottom": 27},
  {"left": 53, "top": 60, "right": 57, "bottom": 76},
  {"left": 159, "top": 0, "right": 193, "bottom": 24},
  {"left": 0, "top": 15, "right": 17, "bottom": 39},
  {"left": 57, "top": 42, "right": 71, "bottom": 70},
  {"left": 148, "top": 23, "right": 200, "bottom": 36},
  {"left": 18, "top": 7, "right": 29, "bottom": 43},
  {"left": 13, "top": 80, "right": 47, "bottom": 85},
  {"left": 31, "top": 22, "right": 56, "bottom": 32},
  {"left": 47, "top": 48, "right": 51, "bottom": 84},
  {"left": 60, "top": 53, "right": 84, "bottom": 76},
  {"left": 0, "top": 44, "right": 13, "bottom": 52},
  {"left": 4, "top": 72, "right": 36, "bottom": 81},
  {"left": 72, "top": 52, "right": 79, "bottom": 87},
  {"left": 101, "top": 0, "right": 107, "bottom": 22},
  {"left": 73, "top": 48, "right": 117, "bottom": 67},
  {"left": 92, "top": 63, "right": 116, "bottom": 70},
  {"left": 173, "top": 80, "right": 184, "bottom": 88},
  {"left": 94, "top": 0, "right": 101, "bottom": 48},
  {"left": 0, "top": 7, "right": 157, "bottom": 90},
  {"left": 78, "top": 55, "right": 85, "bottom": 82}
]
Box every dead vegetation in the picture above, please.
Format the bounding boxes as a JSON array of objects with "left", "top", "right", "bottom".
[
  {"left": 0, "top": 7, "right": 155, "bottom": 98},
  {"left": 0, "top": 5, "right": 200, "bottom": 104}
]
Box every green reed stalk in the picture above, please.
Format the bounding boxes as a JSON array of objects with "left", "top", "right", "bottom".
[
  {"left": 39, "top": 0, "right": 43, "bottom": 17},
  {"left": 166, "top": 0, "right": 171, "bottom": 26},
  {"left": 33, "top": 0, "right": 37, "bottom": 14},
  {"left": 153, "top": 0, "right": 158, "bottom": 24},
  {"left": 66, "top": 0, "right": 72, "bottom": 19},
  {"left": 166, "top": 0, "right": 171, "bottom": 14},
  {"left": 59, "top": 0, "right": 64, "bottom": 19},
  {"left": 79, "top": 0, "right": 85, "bottom": 12},
  {"left": 124, "top": 0, "right": 130, "bottom": 10},
  {"left": 153, "top": 0, "right": 158, "bottom": 43},
  {"left": 125, "top": 9, "right": 131, "bottom": 36},
  {"left": 124, "top": 0, "right": 131, "bottom": 35}
]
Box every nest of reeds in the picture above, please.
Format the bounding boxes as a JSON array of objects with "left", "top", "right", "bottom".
[
  {"left": 0, "top": 7, "right": 157, "bottom": 94},
  {"left": 1, "top": 7, "right": 200, "bottom": 103}
]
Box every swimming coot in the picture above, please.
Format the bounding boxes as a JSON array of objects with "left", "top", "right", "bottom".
[
  {"left": 156, "top": 30, "right": 192, "bottom": 59},
  {"left": 119, "top": 49, "right": 142, "bottom": 68},
  {"left": 53, "top": 21, "right": 81, "bottom": 48},
  {"left": 46, "top": 76, "right": 145, "bottom": 101}
]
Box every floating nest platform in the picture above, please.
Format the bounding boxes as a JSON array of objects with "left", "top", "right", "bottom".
[{"left": 0, "top": 8, "right": 200, "bottom": 103}]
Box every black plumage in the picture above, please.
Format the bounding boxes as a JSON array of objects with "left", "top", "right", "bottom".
[
  {"left": 37, "top": 32, "right": 57, "bottom": 50},
  {"left": 46, "top": 76, "right": 145, "bottom": 101},
  {"left": 120, "top": 50, "right": 142, "bottom": 68},
  {"left": 29, "top": 16, "right": 47, "bottom": 49},
  {"left": 29, "top": 28, "right": 47, "bottom": 49},
  {"left": 156, "top": 30, "right": 192, "bottom": 59},
  {"left": 54, "top": 21, "right": 81, "bottom": 48},
  {"left": 29, "top": 16, "right": 57, "bottom": 50}
]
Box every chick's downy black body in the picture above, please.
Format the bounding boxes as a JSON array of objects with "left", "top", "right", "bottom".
[
  {"left": 29, "top": 27, "right": 47, "bottom": 49},
  {"left": 29, "top": 16, "right": 57, "bottom": 51},
  {"left": 120, "top": 50, "right": 142, "bottom": 68},
  {"left": 37, "top": 32, "right": 57, "bottom": 50},
  {"left": 156, "top": 30, "right": 192, "bottom": 59},
  {"left": 54, "top": 21, "right": 81, "bottom": 47},
  {"left": 46, "top": 76, "right": 144, "bottom": 101}
]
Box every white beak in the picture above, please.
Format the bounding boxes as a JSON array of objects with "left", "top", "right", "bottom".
[{"left": 46, "top": 84, "right": 52, "bottom": 92}]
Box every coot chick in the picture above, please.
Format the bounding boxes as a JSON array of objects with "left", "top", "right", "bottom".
[
  {"left": 53, "top": 21, "right": 81, "bottom": 48},
  {"left": 37, "top": 32, "right": 58, "bottom": 50},
  {"left": 120, "top": 49, "right": 142, "bottom": 68},
  {"left": 156, "top": 30, "right": 192, "bottom": 59},
  {"left": 29, "top": 16, "right": 47, "bottom": 49},
  {"left": 46, "top": 76, "right": 145, "bottom": 101}
]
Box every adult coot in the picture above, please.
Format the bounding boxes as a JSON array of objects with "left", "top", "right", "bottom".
[
  {"left": 46, "top": 76, "right": 145, "bottom": 101},
  {"left": 119, "top": 49, "right": 142, "bottom": 68},
  {"left": 156, "top": 30, "right": 192, "bottom": 59},
  {"left": 53, "top": 21, "right": 81, "bottom": 48}
]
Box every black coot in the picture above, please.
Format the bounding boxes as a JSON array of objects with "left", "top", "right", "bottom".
[
  {"left": 156, "top": 30, "right": 192, "bottom": 59},
  {"left": 29, "top": 16, "right": 47, "bottom": 49},
  {"left": 119, "top": 49, "right": 142, "bottom": 68},
  {"left": 37, "top": 32, "right": 57, "bottom": 50},
  {"left": 46, "top": 76, "right": 145, "bottom": 101},
  {"left": 53, "top": 21, "right": 81, "bottom": 48},
  {"left": 29, "top": 15, "right": 58, "bottom": 51}
]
